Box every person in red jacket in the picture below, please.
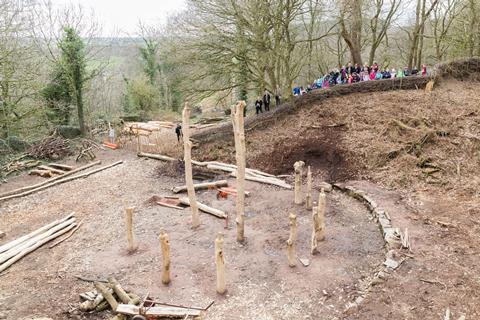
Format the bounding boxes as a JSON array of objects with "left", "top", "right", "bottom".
[{"left": 422, "top": 64, "right": 427, "bottom": 76}]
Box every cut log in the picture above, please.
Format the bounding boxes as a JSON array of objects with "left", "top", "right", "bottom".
[
  {"left": 38, "top": 165, "right": 66, "bottom": 175},
  {"left": 125, "top": 208, "right": 136, "bottom": 253},
  {"left": 0, "top": 161, "right": 101, "bottom": 199},
  {"left": 29, "top": 169, "right": 53, "bottom": 178},
  {"left": 0, "top": 213, "right": 74, "bottom": 254},
  {"left": 0, "top": 161, "right": 121, "bottom": 202},
  {"left": 311, "top": 206, "right": 320, "bottom": 255},
  {"left": 294, "top": 161, "right": 305, "bottom": 205},
  {"left": 137, "top": 152, "right": 176, "bottom": 162},
  {"left": 306, "top": 166, "right": 312, "bottom": 209},
  {"left": 95, "top": 282, "right": 118, "bottom": 311},
  {"left": 159, "top": 230, "right": 171, "bottom": 285},
  {"left": 108, "top": 277, "right": 132, "bottom": 304},
  {"left": 183, "top": 102, "right": 201, "bottom": 229},
  {"left": 317, "top": 190, "right": 326, "bottom": 241},
  {"left": 215, "top": 232, "right": 226, "bottom": 294},
  {"left": 172, "top": 180, "right": 228, "bottom": 194},
  {"left": 116, "top": 304, "right": 202, "bottom": 317},
  {"left": 80, "top": 292, "right": 105, "bottom": 311},
  {"left": 48, "top": 163, "right": 73, "bottom": 171},
  {"left": 179, "top": 197, "right": 227, "bottom": 219},
  {"left": 287, "top": 213, "right": 297, "bottom": 267},
  {"left": 0, "top": 221, "right": 77, "bottom": 273}
]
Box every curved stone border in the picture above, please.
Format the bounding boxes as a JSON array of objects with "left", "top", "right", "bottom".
[{"left": 332, "top": 183, "right": 405, "bottom": 312}]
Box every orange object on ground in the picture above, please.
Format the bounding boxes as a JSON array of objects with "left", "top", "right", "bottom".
[{"left": 103, "top": 142, "right": 118, "bottom": 150}]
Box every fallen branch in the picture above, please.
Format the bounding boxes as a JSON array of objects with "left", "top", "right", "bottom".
[
  {"left": 138, "top": 152, "right": 176, "bottom": 162},
  {"left": 0, "top": 161, "right": 123, "bottom": 202},
  {"left": 0, "top": 161, "right": 101, "bottom": 199},
  {"left": 116, "top": 304, "right": 202, "bottom": 317}
]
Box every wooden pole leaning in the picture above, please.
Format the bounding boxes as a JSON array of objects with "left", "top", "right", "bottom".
[
  {"left": 182, "top": 102, "right": 201, "bottom": 229},
  {"left": 231, "top": 101, "right": 247, "bottom": 242}
]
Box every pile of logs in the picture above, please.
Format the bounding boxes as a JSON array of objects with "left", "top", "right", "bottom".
[
  {"left": 28, "top": 136, "right": 72, "bottom": 160},
  {"left": 1, "top": 159, "right": 40, "bottom": 177},
  {"left": 29, "top": 163, "right": 74, "bottom": 178},
  {"left": 0, "top": 214, "right": 78, "bottom": 273},
  {"left": 79, "top": 277, "right": 210, "bottom": 319}
]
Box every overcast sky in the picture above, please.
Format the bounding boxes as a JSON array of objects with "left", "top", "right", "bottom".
[{"left": 51, "top": 0, "right": 186, "bottom": 37}]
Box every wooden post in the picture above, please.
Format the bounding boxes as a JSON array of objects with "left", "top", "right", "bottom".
[
  {"left": 182, "top": 102, "right": 200, "bottom": 229},
  {"left": 159, "top": 229, "right": 171, "bottom": 285},
  {"left": 231, "top": 101, "right": 247, "bottom": 242},
  {"left": 215, "top": 232, "right": 226, "bottom": 294},
  {"left": 136, "top": 128, "right": 141, "bottom": 154},
  {"left": 294, "top": 161, "right": 305, "bottom": 205},
  {"left": 305, "top": 166, "right": 312, "bottom": 209},
  {"left": 286, "top": 213, "right": 297, "bottom": 267},
  {"left": 317, "top": 189, "right": 326, "bottom": 242},
  {"left": 311, "top": 206, "right": 320, "bottom": 255},
  {"left": 126, "top": 207, "right": 136, "bottom": 253}
]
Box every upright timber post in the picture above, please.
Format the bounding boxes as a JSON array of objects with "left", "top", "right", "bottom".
[
  {"left": 215, "top": 232, "right": 226, "bottom": 294},
  {"left": 305, "top": 166, "right": 313, "bottom": 209},
  {"left": 287, "top": 213, "right": 297, "bottom": 267},
  {"left": 311, "top": 206, "right": 320, "bottom": 255},
  {"left": 159, "top": 229, "right": 171, "bottom": 285},
  {"left": 182, "top": 102, "right": 200, "bottom": 229},
  {"left": 294, "top": 161, "right": 305, "bottom": 205},
  {"left": 231, "top": 101, "right": 247, "bottom": 242},
  {"left": 126, "top": 207, "right": 136, "bottom": 253},
  {"left": 317, "top": 189, "right": 326, "bottom": 241}
]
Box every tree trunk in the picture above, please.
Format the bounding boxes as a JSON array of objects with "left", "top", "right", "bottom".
[{"left": 76, "top": 85, "right": 86, "bottom": 135}]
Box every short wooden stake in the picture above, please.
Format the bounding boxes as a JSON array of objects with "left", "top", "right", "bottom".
[
  {"left": 215, "top": 232, "right": 226, "bottom": 294},
  {"left": 231, "top": 101, "right": 247, "bottom": 242},
  {"left": 294, "top": 161, "right": 305, "bottom": 205},
  {"left": 159, "top": 229, "right": 171, "bottom": 285},
  {"left": 182, "top": 102, "right": 200, "bottom": 229},
  {"left": 317, "top": 189, "right": 326, "bottom": 241},
  {"left": 126, "top": 207, "right": 136, "bottom": 253},
  {"left": 287, "top": 213, "right": 297, "bottom": 267},
  {"left": 305, "top": 166, "right": 312, "bottom": 209}
]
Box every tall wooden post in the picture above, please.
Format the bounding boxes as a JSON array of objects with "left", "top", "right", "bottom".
[
  {"left": 305, "top": 166, "right": 312, "bottom": 209},
  {"left": 311, "top": 206, "right": 320, "bottom": 255},
  {"left": 159, "top": 229, "right": 171, "bottom": 285},
  {"left": 231, "top": 101, "right": 247, "bottom": 242},
  {"left": 215, "top": 232, "right": 226, "bottom": 294},
  {"left": 294, "top": 161, "right": 305, "bottom": 205},
  {"left": 126, "top": 207, "right": 136, "bottom": 253},
  {"left": 287, "top": 213, "right": 297, "bottom": 267},
  {"left": 182, "top": 102, "right": 200, "bottom": 229},
  {"left": 317, "top": 189, "right": 326, "bottom": 241}
]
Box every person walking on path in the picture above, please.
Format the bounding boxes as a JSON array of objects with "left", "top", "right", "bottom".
[
  {"left": 263, "top": 89, "right": 271, "bottom": 111},
  {"left": 255, "top": 97, "right": 263, "bottom": 115},
  {"left": 275, "top": 86, "right": 281, "bottom": 107},
  {"left": 175, "top": 123, "right": 183, "bottom": 143}
]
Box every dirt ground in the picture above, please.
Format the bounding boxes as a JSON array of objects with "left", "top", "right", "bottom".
[
  {"left": 1, "top": 79, "right": 480, "bottom": 320},
  {"left": 0, "top": 149, "right": 385, "bottom": 320}
]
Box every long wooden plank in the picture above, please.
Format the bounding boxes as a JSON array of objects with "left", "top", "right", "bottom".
[
  {"left": 38, "top": 165, "right": 66, "bottom": 175},
  {"left": 137, "top": 152, "right": 176, "bottom": 162},
  {"left": 0, "top": 161, "right": 122, "bottom": 202},
  {"left": 116, "top": 304, "right": 202, "bottom": 317},
  {"left": 0, "top": 161, "right": 101, "bottom": 198},
  {"left": 48, "top": 163, "right": 74, "bottom": 171}
]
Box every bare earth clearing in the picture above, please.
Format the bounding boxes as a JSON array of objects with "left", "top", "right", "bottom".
[{"left": 1, "top": 78, "right": 480, "bottom": 320}]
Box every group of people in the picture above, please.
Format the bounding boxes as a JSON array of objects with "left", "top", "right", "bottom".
[
  {"left": 255, "top": 89, "right": 281, "bottom": 115},
  {"left": 294, "top": 62, "right": 428, "bottom": 95}
]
